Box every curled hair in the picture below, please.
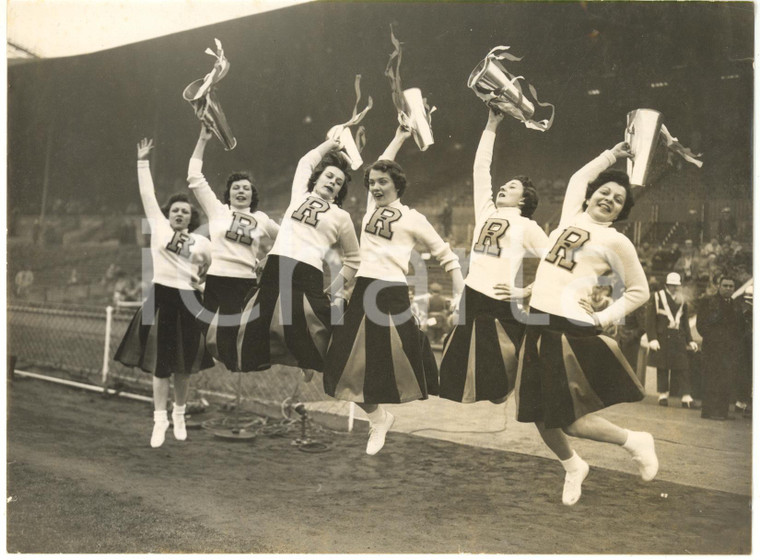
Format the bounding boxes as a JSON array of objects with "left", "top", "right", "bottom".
[
  {"left": 511, "top": 175, "right": 539, "bottom": 219},
  {"left": 306, "top": 152, "right": 351, "bottom": 207},
  {"left": 582, "top": 169, "right": 635, "bottom": 222},
  {"left": 364, "top": 159, "right": 408, "bottom": 199},
  {"left": 224, "top": 172, "right": 258, "bottom": 212},
  {"left": 161, "top": 192, "right": 202, "bottom": 232}
]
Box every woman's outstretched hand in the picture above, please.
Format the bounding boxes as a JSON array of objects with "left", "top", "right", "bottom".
[{"left": 137, "top": 138, "right": 154, "bottom": 160}]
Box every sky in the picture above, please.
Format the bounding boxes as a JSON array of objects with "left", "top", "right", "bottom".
[{"left": 6, "top": 0, "right": 311, "bottom": 58}]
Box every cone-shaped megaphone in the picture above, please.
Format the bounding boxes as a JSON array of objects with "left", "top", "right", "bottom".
[
  {"left": 183, "top": 39, "right": 236, "bottom": 151},
  {"left": 402, "top": 88, "right": 435, "bottom": 151},
  {"left": 328, "top": 125, "right": 364, "bottom": 171},
  {"left": 183, "top": 80, "right": 237, "bottom": 151},
  {"left": 625, "top": 109, "right": 664, "bottom": 188},
  {"left": 468, "top": 57, "right": 535, "bottom": 120}
]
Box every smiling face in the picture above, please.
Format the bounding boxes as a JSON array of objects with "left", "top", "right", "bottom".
[
  {"left": 313, "top": 165, "right": 345, "bottom": 203},
  {"left": 585, "top": 182, "right": 627, "bottom": 222},
  {"left": 495, "top": 178, "right": 525, "bottom": 209},
  {"left": 367, "top": 169, "right": 399, "bottom": 207},
  {"left": 169, "top": 201, "right": 192, "bottom": 231},
  {"left": 229, "top": 179, "right": 253, "bottom": 210}
]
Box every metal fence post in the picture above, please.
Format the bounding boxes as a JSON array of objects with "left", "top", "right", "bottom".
[{"left": 102, "top": 305, "right": 113, "bottom": 386}]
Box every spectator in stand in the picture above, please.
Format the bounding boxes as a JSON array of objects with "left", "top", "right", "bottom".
[
  {"left": 113, "top": 271, "right": 142, "bottom": 305},
  {"left": 646, "top": 272, "right": 699, "bottom": 408},
  {"left": 696, "top": 252, "right": 721, "bottom": 289},
  {"left": 722, "top": 234, "right": 742, "bottom": 256},
  {"left": 14, "top": 269, "right": 34, "bottom": 298},
  {"left": 439, "top": 198, "right": 453, "bottom": 238},
  {"left": 102, "top": 263, "right": 123, "bottom": 287},
  {"left": 701, "top": 237, "right": 721, "bottom": 257},
  {"left": 673, "top": 239, "right": 698, "bottom": 284},
  {"left": 717, "top": 207, "right": 737, "bottom": 240},
  {"left": 697, "top": 275, "right": 747, "bottom": 420},
  {"left": 651, "top": 243, "right": 680, "bottom": 273},
  {"left": 637, "top": 241, "right": 654, "bottom": 271},
  {"left": 414, "top": 282, "right": 450, "bottom": 344},
  {"left": 717, "top": 240, "right": 735, "bottom": 270}
]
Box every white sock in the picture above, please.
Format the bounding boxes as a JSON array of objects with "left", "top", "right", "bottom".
[
  {"left": 560, "top": 451, "right": 586, "bottom": 472},
  {"left": 172, "top": 404, "right": 186, "bottom": 416},
  {"left": 560, "top": 451, "right": 589, "bottom": 506},
  {"left": 366, "top": 407, "right": 386, "bottom": 424},
  {"left": 154, "top": 410, "right": 168, "bottom": 423},
  {"left": 659, "top": 392, "right": 669, "bottom": 400},
  {"left": 681, "top": 395, "right": 693, "bottom": 403}
]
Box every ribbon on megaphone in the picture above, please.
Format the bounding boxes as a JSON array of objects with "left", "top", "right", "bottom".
[
  {"left": 477, "top": 46, "right": 555, "bottom": 132},
  {"left": 338, "top": 74, "right": 373, "bottom": 129},
  {"left": 660, "top": 125, "right": 703, "bottom": 168},
  {"left": 192, "top": 39, "right": 229, "bottom": 102},
  {"left": 384, "top": 26, "right": 437, "bottom": 140}
]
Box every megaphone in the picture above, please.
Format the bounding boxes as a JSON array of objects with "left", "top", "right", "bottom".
[{"left": 183, "top": 39, "right": 237, "bottom": 151}]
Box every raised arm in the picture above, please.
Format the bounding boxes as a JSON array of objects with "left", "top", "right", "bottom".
[
  {"left": 136, "top": 138, "right": 164, "bottom": 224},
  {"left": 187, "top": 126, "right": 223, "bottom": 216},
  {"left": 292, "top": 135, "right": 342, "bottom": 201},
  {"left": 473, "top": 109, "right": 503, "bottom": 220},
  {"left": 559, "top": 142, "right": 632, "bottom": 228},
  {"left": 367, "top": 125, "right": 412, "bottom": 208}
]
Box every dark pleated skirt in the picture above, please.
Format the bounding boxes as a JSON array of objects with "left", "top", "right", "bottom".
[
  {"left": 515, "top": 310, "right": 645, "bottom": 429},
  {"left": 200, "top": 274, "right": 257, "bottom": 371},
  {"left": 439, "top": 285, "right": 526, "bottom": 403},
  {"left": 323, "top": 277, "right": 439, "bottom": 404},
  {"left": 236, "top": 255, "right": 332, "bottom": 372},
  {"left": 114, "top": 282, "right": 215, "bottom": 378}
]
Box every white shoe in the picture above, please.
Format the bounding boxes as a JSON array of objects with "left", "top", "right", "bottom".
[
  {"left": 625, "top": 431, "right": 659, "bottom": 481},
  {"left": 562, "top": 460, "right": 590, "bottom": 506},
  {"left": 150, "top": 420, "right": 170, "bottom": 448},
  {"left": 366, "top": 411, "right": 395, "bottom": 456},
  {"left": 172, "top": 413, "right": 187, "bottom": 441}
]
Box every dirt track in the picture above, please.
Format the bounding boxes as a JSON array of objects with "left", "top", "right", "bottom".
[{"left": 6, "top": 376, "right": 751, "bottom": 554}]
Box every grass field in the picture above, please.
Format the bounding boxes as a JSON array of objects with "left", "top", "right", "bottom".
[{"left": 6, "top": 375, "right": 751, "bottom": 554}]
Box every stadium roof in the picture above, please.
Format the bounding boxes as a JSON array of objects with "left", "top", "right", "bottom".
[{"left": 6, "top": 0, "right": 312, "bottom": 59}]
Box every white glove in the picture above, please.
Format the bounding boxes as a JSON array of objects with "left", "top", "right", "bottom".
[{"left": 648, "top": 340, "right": 661, "bottom": 352}]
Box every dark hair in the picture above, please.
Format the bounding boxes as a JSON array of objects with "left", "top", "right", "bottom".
[
  {"left": 717, "top": 274, "right": 736, "bottom": 287},
  {"left": 306, "top": 152, "right": 351, "bottom": 207},
  {"left": 364, "top": 159, "right": 408, "bottom": 199},
  {"left": 510, "top": 175, "right": 539, "bottom": 219},
  {"left": 224, "top": 172, "right": 258, "bottom": 212},
  {"left": 161, "top": 193, "right": 202, "bottom": 232},
  {"left": 582, "top": 169, "right": 635, "bottom": 222}
]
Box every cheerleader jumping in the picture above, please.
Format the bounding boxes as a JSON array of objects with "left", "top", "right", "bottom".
[
  {"left": 236, "top": 133, "right": 360, "bottom": 374},
  {"left": 324, "top": 126, "right": 465, "bottom": 455},
  {"left": 515, "top": 141, "right": 658, "bottom": 505},
  {"left": 187, "top": 126, "right": 280, "bottom": 371},
  {"left": 115, "top": 138, "right": 215, "bottom": 448},
  {"left": 439, "top": 108, "right": 548, "bottom": 404}
]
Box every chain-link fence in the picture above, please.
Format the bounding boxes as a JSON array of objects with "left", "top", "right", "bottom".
[{"left": 8, "top": 301, "right": 353, "bottom": 427}]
